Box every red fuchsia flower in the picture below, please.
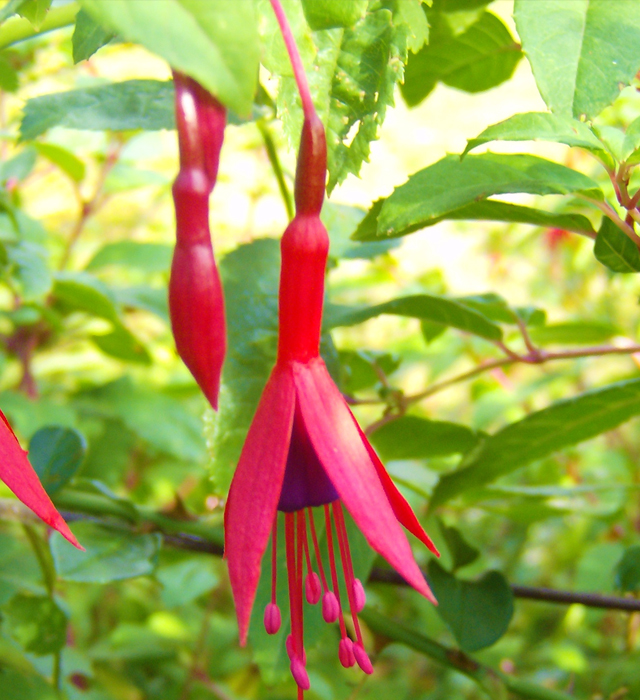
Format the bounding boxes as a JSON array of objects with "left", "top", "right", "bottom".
[
  {"left": 224, "top": 112, "right": 439, "bottom": 695},
  {"left": 169, "top": 71, "right": 226, "bottom": 409},
  {"left": 0, "top": 409, "right": 80, "bottom": 548}
]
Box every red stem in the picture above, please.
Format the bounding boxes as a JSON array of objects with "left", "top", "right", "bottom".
[{"left": 269, "top": 0, "right": 315, "bottom": 120}]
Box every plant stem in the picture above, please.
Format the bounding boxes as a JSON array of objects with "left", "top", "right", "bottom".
[
  {"left": 52, "top": 489, "right": 224, "bottom": 550},
  {"left": 369, "top": 569, "right": 640, "bottom": 612},
  {"left": 258, "top": 119, "right": 294, "bottom": 221},
  {"left": 0, "top": 2, "right": 78, "bottom": 49},
  {"left": 360, "top": 608, "right": 574, "bottom": 700},
  {"left": 405, "top": 342, "right": 640, "bottom": 406},
  {"left": 269, "top": 0, "right": 315, "bottom": 120}
]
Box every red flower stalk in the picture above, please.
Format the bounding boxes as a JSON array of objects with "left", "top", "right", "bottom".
[
  {"left": 0, "top": 409, "right": 80, "bottom": 548},
  {"left": 169, "top": 71, "right": 226, "bottom": 409},
  {"left": 224, "top": 11, "right": 439, "bottom": 686}
]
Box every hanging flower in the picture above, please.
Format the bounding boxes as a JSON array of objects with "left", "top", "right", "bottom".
[
  {"left": 224, "top": 115, "right": 438, "bottom": 694},
  {"left": 0, "top": 409, "right": 80, "bottom": 547}
]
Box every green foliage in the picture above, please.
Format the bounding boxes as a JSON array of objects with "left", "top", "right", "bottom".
[
  {"left": 402, "top": 9, "right": 521, "bottom": 106},
  {"left": 359, "top": 153, "right": 602, "bottom": 240},
  {"left": 71, "top": 7, "right": 115, "bottom": 64},
  {"left": 428, "top": 560, "right": 514, "bottom": 651},
  {"left": 78, "top": 0, "right": 260, "bottom": 115},
  {"left": 514, "top": 0, "right": 640, "bottom": 119},
  {"left": 370, "top": 415, "right": 478, "bottom": 459},
  {"left": 0, "top": 2, "right": 639, "bottom": 699},
  {"left": 51, "top": 522, "right": 161, "bottom": 583},
  {"left": 20, "top": 80, "right": 176, "bottom": 140},
  {"left": 29, "top": 426, "right": 86, "bottom": 495},
  {"left": 594, "top": 218, "right": 640, "bottom": 273},
  {"left": 432, "top": 378, "right": 640, "bottom": 508},
  {"left": 3, "top": 593, "right": 67, "bottom": 655}
]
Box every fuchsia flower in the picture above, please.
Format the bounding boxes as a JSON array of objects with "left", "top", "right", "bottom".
[
  {"left": 224, "top": 113, "right": 439, "bottom": 695},
  {"left": 0, "top": 409, "right": 80, "bottom": 548},
  {"left": 170, "top": 71, "right": 226, "bottom": 409}
]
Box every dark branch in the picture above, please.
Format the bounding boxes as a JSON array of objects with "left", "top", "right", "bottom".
[{"left": 369, "top": 568, "right": 640, "bottom": 613}]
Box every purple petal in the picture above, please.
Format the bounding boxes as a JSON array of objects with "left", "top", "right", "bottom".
[
  {"left": 224, "top": 365, "right": 296, "bottom": 645},
  {"left": 293, "top": 359, "right": 436, "bottom": 602}
]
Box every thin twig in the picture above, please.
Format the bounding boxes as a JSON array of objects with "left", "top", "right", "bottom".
[
  {"left": 404, "top": 342, "right": 640, "bottom": 406},
  {"left": 369, "top": 568, "right": 640, "bottom": 613},
  {"left": 257, "top": 119, "right": 294, "bottom": 221}
]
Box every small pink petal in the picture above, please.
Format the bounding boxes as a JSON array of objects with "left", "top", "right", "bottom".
[
  {"left": 353, "top": 643, "right": 373, "bottom": 674},
  {"left": 224, "top": 366, "right": 296, "bottom": 645},
  {"left": 322, "top": 590, "right": 340, "bottom": 623},
  {"left": 263, "top": 603, "right": 281, "bottom": 635},
  {"left": 0, "top": 410, "right": 81, "bottom": 549},
  {"left": 305, "top": 571, "right": 321, "bottom": 604},
  {"left": 338, "top": 637, "right": 356, "bottom": 668},
  {"left": 352, "top": 579, "right": 366, "bottom": 613},
  {"left": 290, "top": 657, "right": 310, "bottom": 690},
  {"left": 294, "top": 359, "right": 435, "bottom": 603}
]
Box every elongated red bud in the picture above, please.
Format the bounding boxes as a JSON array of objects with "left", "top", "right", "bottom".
[{"left": 169, "top": 71, "right": 227, "bottom": 409}]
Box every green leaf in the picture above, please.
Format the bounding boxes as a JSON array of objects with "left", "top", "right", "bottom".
[
  {"left": 0, "top": 667, "right": 57, "bottom": 700},
  {"left": 439, "top": 521, "right": 480, "bottom": 571},
  {"left": 33, "top": 142, "right": 85, "bottom": 182},
  {"left": 325, "top": 294, "right": 503, "bottom": 341},
  {"left": 157, "top": 556, "right": 219, "bottom": 608},
  {"left": 514, "top": 0, "right": 640, "bottom": 119},
  {"left": 52, "top": 271, "right": 119, "bottom": 322},
  {"left": 622, "top": 116, "right": 640, "bottom": 165},
  {"left": 528, "top": 321, "right": 619, "bottom": 346},
  {"left": 401, "top": 11, "right": 521, "bottom": 106},
  {"left": 7, "top": 241, "right": 51, "bottom": 300},
  {"left": 205, "top": 239, "right": 280, "bottom": 495},
  {"left": 615, "top": 546, "right": 640, "bottom": 593},
  {"left": 432, "top": 377, "right": 640, "bottom": 508},
  {"left": 72, "top": 7, "right": 114, "bottom": 63},
  {"left": 0, "top": 0, "right": 25, "bottom": 24},
  {"left": 86, "top": 241, "right": 172, "bottom": 273},
  {"left": 457, "top": 293, "right": 546, "bottom": 327},
  {"left": 0, "top": 148, "right": 36, "bottom": 182},
  {"left": 78, "top": 377, "right": 205, "bottom": 461},
  {"left": 594, "top": 218, "right": 640, "bottom": 273},
  {"left": 79, "top": 0, "right": 259, "bottom": 115},
  {"left": 463, "top": 112, "right": 606, "bottom": 157},
  {"left": 16, "top": 0, "right": 51, "bottom": 29},
  {"left": 0, "top": 53, "right": 18, "bottom": 93},
  {"left": 112, "top": 285, "right": 169, "bottom": 321},
  {"left": 428, "top": 561, "right": 514, "bottom": 651},
  {"left": 353, "top": 196, "right": 596, "bottom": 241},
  {"left": 301, "top": 0, "right": 367, "bottom": 30},
  {"left": 370, "top": 416, "right": 478, "bottom": 460},
  {"left": 29, "top": 426, "right": 86, "bottom": 496},
  {"left": 338, "top": 349, "right": 400, "bottom": 393},
  {"left": 375, "top": 153, "right": 602, "bottom": 238},
  {"left": 3, "top": 594, "right": 67, "bottom": 655},
  {"left": 396, "top": 0, "right": 430, "bottom": 53},
  {"left": 278, "top": 1, "right": 421, "bottom": 192},
  {"left": 20, "top": 80, "right": 175, "bottom": 141},
  {"left": 91, "top": 323, "right": 152, "bottom": 365},
  {"left": 323, "top": 202, "right": 400, "bottom": 260},
  {"left": 51, "top": 521, "right": 161, "bottom": 583}
]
